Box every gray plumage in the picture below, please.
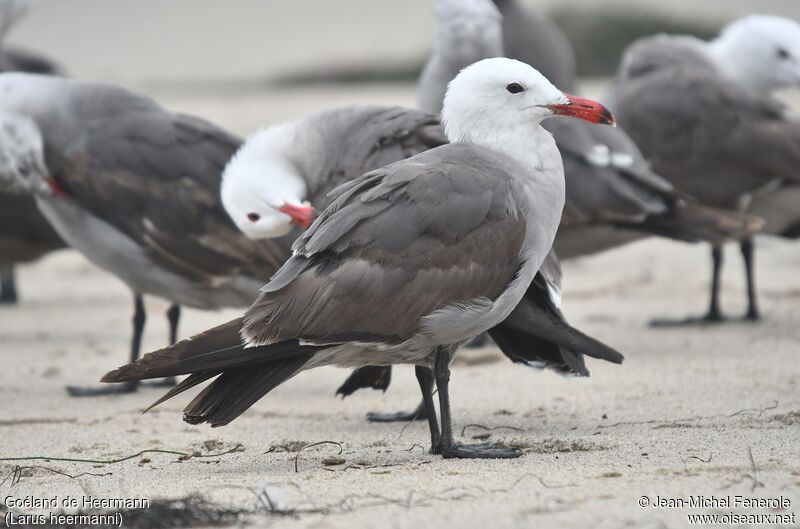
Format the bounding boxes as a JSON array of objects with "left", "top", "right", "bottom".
[
  {"left": 493, "top": 0, "right": 577, "bottom": 92},
  {"left": 612, "top": 35, "right": 800, "bottom": 214},
  {"left": 610, "top": 33, "right": 800, "bottom": 321},
  {"left": 421, "top": 0, "right": 759, "bottom": 260}
]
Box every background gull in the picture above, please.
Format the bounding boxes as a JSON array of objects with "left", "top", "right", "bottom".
[
  {"left": 610, "top": 16, "right": 800, "bottom": 323},
  {"left": 0, "top": 0, "right": 65, "bottom": 304}
]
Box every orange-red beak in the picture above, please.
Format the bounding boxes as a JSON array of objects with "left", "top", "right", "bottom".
[
  {"left": 548, "top": 94, "right": 616, "bottom": 126},
  {"left": 278, "top": 202, "right": 316, "bottom": 228}
]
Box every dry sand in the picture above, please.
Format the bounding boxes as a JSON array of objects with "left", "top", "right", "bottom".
[{"left": 2, "top": 215, "right": 799, "bottom": 529}]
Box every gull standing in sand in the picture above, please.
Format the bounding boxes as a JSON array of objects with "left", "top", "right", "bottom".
[
  {"left": 611, "top": 15, "right": 800, "bottom": 323},
  {"left": 221, "top": 104, "right": 623, "bottom": 421},
  {"left": 0, "top": 73, "right": 313, "bottom": 395},
  {"left": 102, "top": 58, "right": 620, "bottom": 459}
]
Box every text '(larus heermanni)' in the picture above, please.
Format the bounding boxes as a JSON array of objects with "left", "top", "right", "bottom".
[{"left": 102, "top": 58, "right": 620, "bottom": 459}]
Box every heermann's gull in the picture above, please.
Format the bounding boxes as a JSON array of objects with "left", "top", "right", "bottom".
[
  {"left": 0, "top": 0, "right": 65, "bottom": 303},
  {"left": 102, "top": 58, "right": 621, "bottom": 459},
  {"left": 222, "top": 104, "right": 624, "bottom": 422},
  {"left": 0, "top": 73, "right": 310, "bottom": 396},
  {"left": 611, "top": 16, "right": 800, "bottom": 323}
]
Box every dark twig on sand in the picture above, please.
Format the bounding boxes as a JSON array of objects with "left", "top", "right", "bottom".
[
  {"left": 0, "top": 444, "right": 243, "bottom": 465},
  {"left": 293, "top": 441, "right": 343, "bottom": 473}
]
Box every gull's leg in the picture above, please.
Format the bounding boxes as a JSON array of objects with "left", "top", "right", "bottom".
[
  {"left": 67, "top": 293, "right": 144, "bottom": 396},
  {"left": 650, "top": 244, "right": 727, "bottom": 326},
  {"left": 147, "top": 304, "right": 181, "bottom": 387},
  {"left": 434, "top": 346, "right": 520, "bottom": 459},
  {"left": 0, "top": 265, "right": 18, "bottom": 304},
  {"left": 740, "top": 237, "right": 761, "bottom": 321},
  {"left": 415, "top": 366, "right": 441, "bottom": 453},
  {"left": 706, "top": 244, "right": 724, "bottom": 321}
]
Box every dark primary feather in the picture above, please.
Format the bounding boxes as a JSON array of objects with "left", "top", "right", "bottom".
[
  {"left": 336, "top": 365, "right": 392, "bottom": 397},
  {"left": 102, "top": 317, "right": 321, "bottom": 426},
  {"left": 243, "top": 143, "right": 527, "bottom": 347}
]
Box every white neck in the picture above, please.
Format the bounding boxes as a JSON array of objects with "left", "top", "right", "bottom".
[{"left": 705, "top": 39, "right": 756, "bottom": 90}]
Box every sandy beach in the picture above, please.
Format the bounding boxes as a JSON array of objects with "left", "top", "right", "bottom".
[{"left": 1, "top": 2, "right": 800, "bottom": 527}]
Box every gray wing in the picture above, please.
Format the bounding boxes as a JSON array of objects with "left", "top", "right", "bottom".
[
  {"left": 242, "top": 143, "right": 527, "bottom": 346},
  {"left": 545, "top": 118, "right": 674, "bottom": 224},
  {"left": 50, "top": 90, "right": 287, "bottom": 283},
  {"left": 493, "top": 0, "right": 577, "bottom": 92},
  {"left": 299, "top": 106, "right": 448, "bottom": 205},
  {"left": 613, "top": 39, "right": 800, "bottom": 209}
]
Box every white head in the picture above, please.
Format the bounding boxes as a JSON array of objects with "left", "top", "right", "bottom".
[
  {"left": 221, "top": 126, "right": 315, "bottom": 240},
  {"left": 442, "top": 58, "right": 614, "bottom": 145},
  {"left": 709, "top": 15, "right": 800, "bottom": 91}
]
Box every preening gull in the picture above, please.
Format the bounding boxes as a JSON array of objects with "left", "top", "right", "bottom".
[
  {"left": 0, "top": 73, "right": 299, "bottom": 395},
  {"left": 611, "top": 15, "right": 800, "bottom": 323},
  {"left": 0, "top": 0, "right": 65, "bottom": 303},
  {"left": 102, "top": 58, "right": 621, "bottom": 459}
]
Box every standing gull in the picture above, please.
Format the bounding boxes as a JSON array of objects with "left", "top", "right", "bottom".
[
  {"left": 102, "top": 58, "right": 620, "bottom": 459},
  {"left": 0, "top": 73, "right": 310, "bottom": 395},
  {"left": 222, "top": 105, "right": 623, "bottom": 422},
  {"left": 611, "top": 16, "right": 800, "bottom": 323}
]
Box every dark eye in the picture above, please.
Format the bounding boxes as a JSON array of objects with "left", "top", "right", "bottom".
[
  {"left": 247, "top": 212, "right": 260, "bottom": 222},
  {"left": 777, "top": 47, "right": 791, "bottom": 59},
  {"left": 506, "top": 82, "right": 525, "bottom": 94}
]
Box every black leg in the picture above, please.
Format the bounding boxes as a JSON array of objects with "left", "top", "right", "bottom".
[
  {"left": 650, "top": 244, "right": 728, "bottom": 327},
  {"left": 740, "top": 237, "right": 760, "bottom": 321},
  {"left": 415, "top": 366, "right": 441, "bottom": 453},
  {"left": 166, "top": 304, "right": 181, "bottom": 344},
  {"left": 434, "top": 347, "right": 520, "bottom": 459},
  {"left": 145, "top": 304, "right": 181, "bottom": 388},
  {"left": 0, "top": 265, "right": 18, "bottom": 304},
  {"left": 706, "top": 244, "right": 724, "bottom": 321},
  {"left": 67, "top": 293, "right": 144, "bottom": 396}
]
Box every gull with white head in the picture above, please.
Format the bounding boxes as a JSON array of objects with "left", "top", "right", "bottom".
[
  {"left": 612, "top": 15, "right": 800, "bottom": 324},
  {"left": 219, "top": 101, "right": 622, "bottom": 423},
  {"left": 103, "top": 58, "right": 621, "bottom": 460}
]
